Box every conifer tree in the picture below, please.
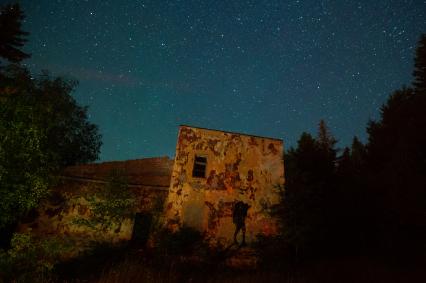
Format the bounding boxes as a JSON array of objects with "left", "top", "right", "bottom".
[
  {"left": 413, "top": 34, "right": 426, "bottom": 94},
  {"left": 364, "top": 34, "right": 426, "bottom": 254},
  {"left": 317, "top": 119, "right": 337, "bottom": 151},
  {"left": 0, "top": 3, "right": 30, "bottom": 65}
]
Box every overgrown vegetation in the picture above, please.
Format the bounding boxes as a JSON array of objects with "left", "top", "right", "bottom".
[
  {"left": 0, "top": 3, "right": 101, "bottom": 231},
  {"left": 0, "top": 2, "right": 102, "bottom": 281},
  {"left": 0, "top": 232, "right": 72, "bottom": 282},
  {"left": 73, "top": 169, "right": 135, "bottom": 233},
  {"left": 154, "top": 226, "right": 205, "bottom": 257}
]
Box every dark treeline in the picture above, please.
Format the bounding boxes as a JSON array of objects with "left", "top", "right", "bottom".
[{"left": 276, "top": 35, "right": 426, "bottom": 262}]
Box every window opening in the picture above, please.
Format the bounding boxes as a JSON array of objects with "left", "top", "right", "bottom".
[{"left": 192, "top": 155, "right": 207, "bottom": 178}]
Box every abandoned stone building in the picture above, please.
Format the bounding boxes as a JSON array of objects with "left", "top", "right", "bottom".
[
  {"left": 165, "top": 126, "right": 285, "bottom": 246},
  {"left": 18, "top": 125, "right": 284, "bottom": 250}
]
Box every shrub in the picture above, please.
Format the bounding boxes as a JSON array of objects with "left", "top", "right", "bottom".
[
  {"left": 155, "top": 226, "right": 204, "bottom": 256},
  {"left": 72, "top": 169, "right": 135, "bottom": 235},
  {"left": 0, "top": 232, "right": 71, "bottom": 282}
]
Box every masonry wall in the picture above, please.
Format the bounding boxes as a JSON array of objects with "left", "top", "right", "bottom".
[
  {"left": 18, "top": 157, "right": 173, "bottom": 255},
  {"left": 165, "top": 126, "right": 285, "bottom": 246}
]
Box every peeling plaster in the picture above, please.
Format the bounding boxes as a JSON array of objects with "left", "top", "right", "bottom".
[{"left": 165, "top": 126, "right": 285, "bottom": 245}]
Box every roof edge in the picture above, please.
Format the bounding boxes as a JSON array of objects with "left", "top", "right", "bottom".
[{"left": 179, "top": 124, "right": 283, "bottom": 142}]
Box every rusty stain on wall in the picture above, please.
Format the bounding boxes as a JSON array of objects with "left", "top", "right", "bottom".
[
  {"left": 17, "top": 126, "right": 285, "bottom": 252},
  {"left": 17, "top": 157, "right": 173, "bottom": 254},
  {"left": 165, "top": 125, "right": 285, "bottom": 246}
]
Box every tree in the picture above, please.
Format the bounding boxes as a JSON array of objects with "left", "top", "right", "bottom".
[
  {"left": 334, "top": 137, "right": 371, "bottom": 251},
  {"left": 349, "top": 136, "right": 365, "bottom": 171},
  {"left": 33, "top": 71, "right": 102, "bottom": 166},
  {"left": 0, "top": 3, "right": 30, "bottom": 65},
  {"left": 413, "top": 34, "right": 426, "bottom": 94},
  {"left": 316, "top": 119, "right": 337, "bottom": 184},
  {"left": 281, "top": 133, "right": 319, "bottom": 257},
  {"left": 0, "top": 93, "right": 52, "bottom": 229},
  {"left": 1, "top": 65, "right": 102, "bottom": 165},
  {"left": 0, "top": 65, "right": 102, "bottom": 229},
  {"left": 281, "top": 122, "right": 339, "bottom": 258},
  {"left": 364, "top": 34, "right": 426, "bottom": 255},
  {"left": 317, "top": 119, "right": 337, "bottom": 152}
]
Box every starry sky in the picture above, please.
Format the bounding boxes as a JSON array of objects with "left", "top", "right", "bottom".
[{"left": 18, "top": 0, "right": 426, "bottom": 161}]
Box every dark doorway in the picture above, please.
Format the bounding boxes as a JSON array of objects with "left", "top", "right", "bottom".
[{"left": 131, "top": 212, "right": 153, "bottom": 246}]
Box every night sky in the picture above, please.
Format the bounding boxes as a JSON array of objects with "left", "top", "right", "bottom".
[{"left": 19, "top": 0, "right": 426, "bottom": 161}]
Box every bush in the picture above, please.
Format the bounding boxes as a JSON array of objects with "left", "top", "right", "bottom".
[
  {"left": 0, "top": 232, "right": 71, "bottom": 282},
  {"left": 155, "top": 226, "right": 204, "bottom": 256},
  {"left": 72, "top": 169, "right": 135, "bottom": 236}
]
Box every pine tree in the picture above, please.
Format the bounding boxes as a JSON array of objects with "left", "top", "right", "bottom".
[
  {"left": 413, "top": 34, "right": 426, "bottom": 94},
  {"left": 280, "top": 124, "right": 340, "bottom": 256},
  {"left": 364, "top": 34, "right": 426, "bottom": 254},
  {"left": 317, "top": 119, "right": 337, "bottom": 151},
  {"left": 316, "top": 120, "right": 337, "bottom": 180},
  {"left": 0, "top": 3, "right": 30, "bottom": 64},
  {"left": 350, "top": 136, "right": 365, "bottom": 168}
]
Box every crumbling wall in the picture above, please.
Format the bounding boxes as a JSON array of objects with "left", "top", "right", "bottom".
[
  {"left": 165, "top": 126, "right": 285, "bottom": 246},
  {"left": 18, "top": 157, "right": 173, "bottom": 255}
]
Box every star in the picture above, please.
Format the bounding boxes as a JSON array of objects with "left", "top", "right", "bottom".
[{"left": 20, "top": 0, "right": 426, "bottom": 160}]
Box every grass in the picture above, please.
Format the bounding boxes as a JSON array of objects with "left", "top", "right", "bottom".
[
  {"left": 5, "top": 234, "right": 424, "bottom": 283},
  {"left": 75, "top": 252, "right": 426, "bottom": 283}
]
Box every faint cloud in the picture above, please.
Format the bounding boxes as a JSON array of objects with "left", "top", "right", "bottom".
[
  {"left": 73, "top": 68, "right": 139, "bottom": 87},
  {"left": 35, "top": 63, "right": 199, "bottom": 95},
  {"left": 41, "top": 64, "right": 140, "bottom": 87}
]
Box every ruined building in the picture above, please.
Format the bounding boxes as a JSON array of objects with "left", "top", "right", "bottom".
[
  {"left": 18, "top": 125, "right": 284, "bottom": 250},
  {"left": 18, "top": 157, "right": 173, "bottom": 253},
  {"left": 165, "top": 125, "right": 284, "bottom": 246}
]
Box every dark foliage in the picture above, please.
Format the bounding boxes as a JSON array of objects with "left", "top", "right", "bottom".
[
  {"left": 364, "top": 35, "right": 426, "bottom": 256},
  {"left": 0, "top": 67, "right": 102, "bottom": 278},
  {"left": 0, "top": 66, "right": 102, "bottom": 229},
  {"left": 281, "top": 123, "right": 338, "bottom": 258},
  {"left": 155, "top": 226, "right": 204, "bottom": 256},
  {"left": 413, "top": 34, "right": 426, "bottom": 94},
  {"left": 0, "top": 65, "right": 102, "bottom": 165},
  {"left": 0, "top": 3, "right": 30, "bottom": 65},
  {"left": 276, "top": 34, "right": 426, "bottom": 263}
]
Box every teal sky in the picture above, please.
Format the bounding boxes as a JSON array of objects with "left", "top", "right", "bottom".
[{"left": 19, "top": 0, "right": 426, "bottom": 161}]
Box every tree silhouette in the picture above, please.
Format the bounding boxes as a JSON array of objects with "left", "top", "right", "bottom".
[
  {"left": 34, "top": 70, "right": 102, "bottom": 166},
  {"left": 413, "top": 34, "right": 426, "bottom": 94},
  {"left": 364, "top": 34, "right": 426, "bottom": 255},
  {"left": 281, "top": 121, "right": 339, "bottom": 257},
  {"left": 317, "top": 119, "right": 337, "bottom": 152},
  {"left": 0, "top": 3, "right": 30, "bottom": 65},
  {"left": 271, "top": 35, "right": 426, "bottom": 263}
]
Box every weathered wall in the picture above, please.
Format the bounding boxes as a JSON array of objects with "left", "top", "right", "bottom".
[
  {"left": 18, "top": 157, "right": 173, "bottom": 254},
  {"left": 165, "top": 126, "right": 285, "bottom": 246},
  {"left": 17, "top": 126, "right": 285, "bottom": 252}
]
